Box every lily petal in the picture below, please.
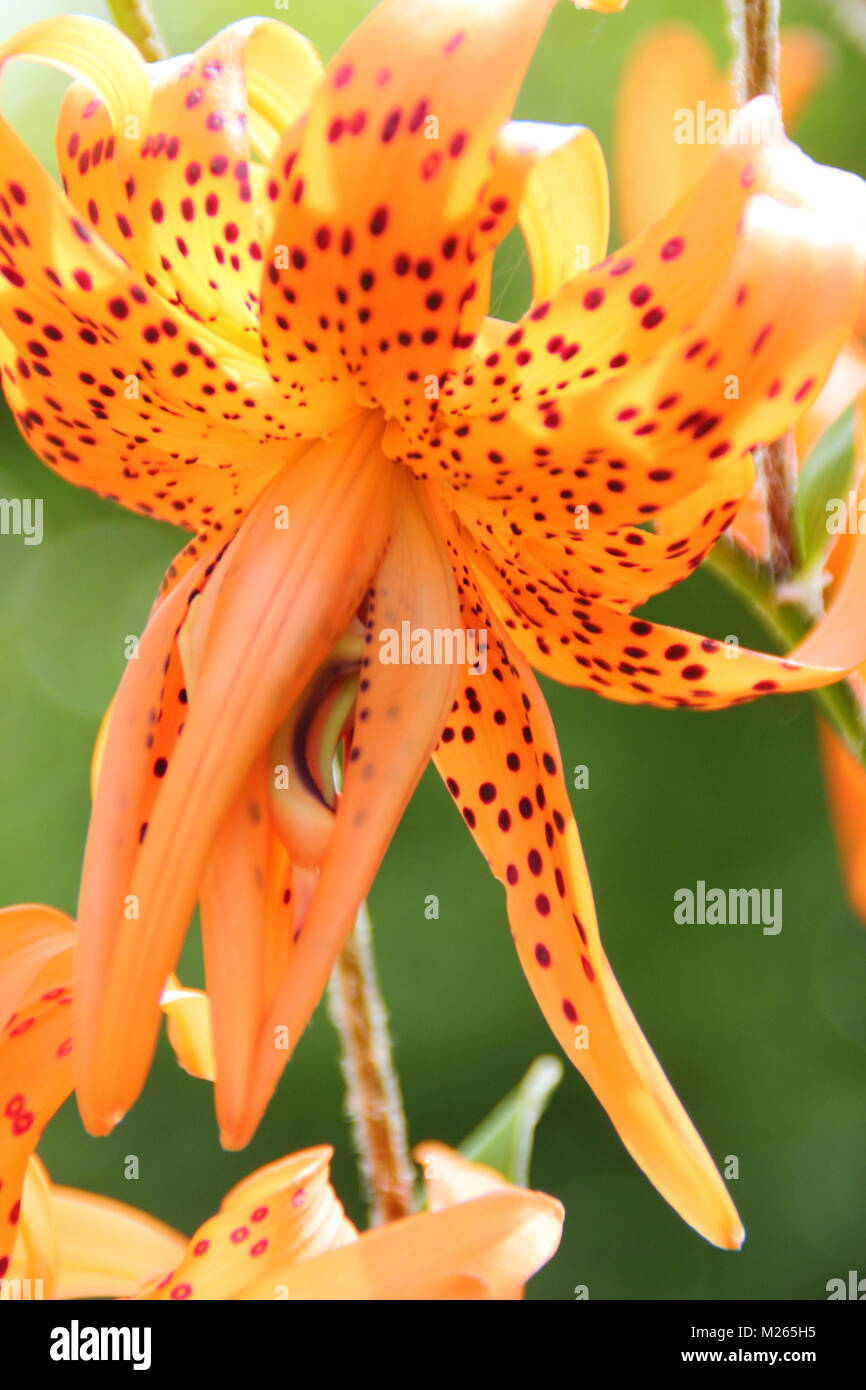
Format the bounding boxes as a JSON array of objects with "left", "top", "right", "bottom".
[
  {"left": 0, "top": 910, "right": 75, "bottom": 1276},
  {"left": 137, "top": 1147, "right": 357, "bottom": 1300},
  {"left": 51, "top": 1185, "right": 186, "bottom": 1300},
  {"left": 250, "top": 1189, "right": 563, "bottom": 1300},
  {"left": 416, "top": 1141, "right": 511, "bottom": 1208},
  {"left": 432, "top": 569, "right": 743, "bottom": 1248},
  {"left": 397, "top": 102, "right": 866, "bottom": 546},
  {"left": 57, "top": 19, "right": 321, "bottom": 341},
  {"left": 160, "top": 977, "right": 216, "bottom": 1083},
  {"left": 198, "top": 755, "right": 299, "bottom": 1145},
  {"left": 75, "top": 416, "right": 396, "bottom": 1136},
  {"left": 7, "top": 1156, "right": 58, "bottom": 1296},
  {"left": 261, "top": 0, "right": 562, "bottom": 421},
  {"left": 513, "top": 121, "right": 610, "bottom": 304}
]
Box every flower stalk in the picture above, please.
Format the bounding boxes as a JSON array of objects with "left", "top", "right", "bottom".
[
  {"left": 327, "top": 901, "right": 415, "bottom": 1225},
  {"left": 728, "top": 0, "right": 799, "bottom": 581}
]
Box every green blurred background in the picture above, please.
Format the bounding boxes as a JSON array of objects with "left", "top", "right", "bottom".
[{"left": 1, "top": 0, "right": 864, "bottom": 1300}]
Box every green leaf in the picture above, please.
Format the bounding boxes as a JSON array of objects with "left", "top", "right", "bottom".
[
  {"left": 795, "top": 403, "right": 857, "bottom": 570},
  {"left": 459, "top": 1056, "right": 563, "bottom": 1187}
]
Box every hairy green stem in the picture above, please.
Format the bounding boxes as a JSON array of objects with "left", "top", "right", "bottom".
[
  {"left": 727, "top": 0, "right": 781, "bottom": 103},
  {"left": 107, "top": 0, "right": 168, "bottom": 61},
  {"left": 327, "top": 902, "right": 414, "bottom": 1225}
]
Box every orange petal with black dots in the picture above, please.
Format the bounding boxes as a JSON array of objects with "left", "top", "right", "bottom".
[
  {"left": 137, "top": 1147, "right": 357, "bottom": 1300},
  {"left": 469, "top": 500, "right": 866, "bottom": 709},
  {"left": 0, "top": 907, "right": 75, "bottom": 1279},
  {"left": 0, "top": 20, "right": 331, "bottom": 533},
  {"left": 431, "top": 563, "right": 743, "bottom": 1248},
  {"left": 56, "top": 19, "right": 321, "bottom": 344},
  {"left": 401, "top": 107, "right": 866, "bottom": 557},
  {"left": 260, "top": 0, "right": 561, "bottom": 424}
]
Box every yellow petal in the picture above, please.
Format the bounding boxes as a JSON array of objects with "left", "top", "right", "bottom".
[
  {"left": 160, "top": 977, "right": 216, "bottom": 1083},
  {"left": 51, "top": 1185, "right": 186, "bottom": 1300},
  {"left": 512, "top": 122, "right": 610, "bottom": 303},
  {"left": 8, "top": 1155, "right": 58, "bottom": 1297}
]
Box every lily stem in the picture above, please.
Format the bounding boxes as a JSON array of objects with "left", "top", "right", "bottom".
[
  {"left": 107, "top": 0, "right": 168, "bottom": 62},
  {"left": 327, "top": 901, "right": 415, "bottom": 1225},
  {"left": 728, "top": 0, "right": 781, "bottom": 102},
  {"left": 728, "top": 0, "right": 800, "bottom": 581}
]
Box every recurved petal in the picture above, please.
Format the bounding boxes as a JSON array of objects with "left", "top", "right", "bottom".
[
  {"left": 75, "top": 549, "right": 211, "bottom": 1136},
  {"left": 261, "top": 0, "right": 563, "bottom": 422},
  {"left": 470, "top": 500, "right": 866, "bottom": 709},
  {"left": 511, "top": 121, "right": 609, "bottom": 304},
  {"left": 240, "top": 471, "right": 460, "bottom": 1146},
  {"left": 413, "top": 139, "right": 866, "bottom": 563},
  {"left": 56, "top": 19, "right": 321, "bottom": 340},
  {"left": 75, "top": 417, "right": 396, "bottom": 1138},
  {"left": 0, "top": 904, "right": 75, "bottom": 1028},
  {"left": 456, "top": 447, "right": 754, "bottom": 613},
  {"left": 432, "top": 565, "right": 743, "bottom": 1248},
  {"left": 0, "top": 19, "right": 327, "bottom": 532},
  {"left": 137, "top": 1147, "right": 357, "bottom": 1300}
]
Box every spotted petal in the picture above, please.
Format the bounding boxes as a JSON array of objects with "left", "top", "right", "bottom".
[
  {"left": 260, "top": 0, "right": 564, "bottom": 422},
  {"left": 431, "top": 561, "right": 743, "bottom": 1248}
]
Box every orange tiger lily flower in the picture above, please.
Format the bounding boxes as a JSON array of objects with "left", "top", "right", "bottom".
[
  {"left": 9, "top": 1143, "right": 562, "bottom": 1301},
  {"left": 2, "top": 0, "right": 866, "bottom": 1251},
  {"left": 616, "top": 21, "right": 866, "bottom": 923},
  {"left": 0, "top": 904, "right": 210, "bottom": 1281}
]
